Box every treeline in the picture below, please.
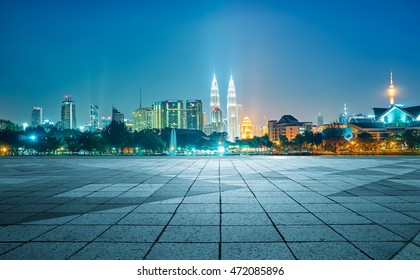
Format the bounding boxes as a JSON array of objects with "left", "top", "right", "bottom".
[
  {"left": 0, "top": 120, "right": 229, "bottom": 155},
  {"left": 1, "top": 119, "right": 419, "bottom": 155}
]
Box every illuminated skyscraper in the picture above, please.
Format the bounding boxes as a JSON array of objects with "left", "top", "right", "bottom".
[
  {"left": 240, "top": 116, "right": 253, "bottom": 139},
  {"left": 31, "top": 107, "right": 43, "bottom": 127},
  {"left": 133, "top": 107, "right": 153, "bottom": 131},
  {"left": 61, "top": 95, "right": 76, "bottom": 129},
  {"left": 186, "top": 99, "right": 203, "bottom": 130},
  {"left": 227, "top": 74, "right": 238, "bottom": 141},
  {"left": 210, "top": 72, "right": 223, "bottom": 132},
  {"left": 90, "top": 104, "right": 99, "bottom": 131}
]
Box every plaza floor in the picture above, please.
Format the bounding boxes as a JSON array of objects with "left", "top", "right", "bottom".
[{"left": 0, "top": 156, "right": 419, "bottom": 260}]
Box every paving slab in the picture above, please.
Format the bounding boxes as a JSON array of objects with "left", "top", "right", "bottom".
[{"left": 0, "top": 156, "right": 419, "bottom": 260}]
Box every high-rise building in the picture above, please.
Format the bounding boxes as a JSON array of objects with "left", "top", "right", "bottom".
[
  {"left": 240, "top": 116, "right": 253, "bottom": 139},
  {"left": 61, "top": 95, "right": 76, "bottom": 129},
  {"left": 31, "top": 107, "right": 43, "bottom": 127},
  {"left": 317, "top": 112, "right": 324, "bottom": 126},
  {"left": 186, "top": 99, "right": 203, "bottom": 130},
  {"left": 209, "top": 73, "right": 223, "bottom": 132},
  {"left": 100, "top": 116, "right": 112, "bottom": 128},
  {"left": 152, "top": 100, "right": 184, "bottom": 129},
  {"left": 338, "top": 104, "right": 348, "bottom": 124},
  {"left": 90, "top": 104, "right": 99, "bottom": 131},
  {"left": 133, "top": 107, "right": 153, "bottom": 131},
  {"left": 152, "top": 102, "right": 163, "bottom": 129},
  {"left": 112, "top": 106, "right": 124, "bottom": 123},
  {"left": 227, "top": 74, "right": 239, "bottom": 141},
  {"left": 163, "top": 99, "right": 183, "bottom": 128}
]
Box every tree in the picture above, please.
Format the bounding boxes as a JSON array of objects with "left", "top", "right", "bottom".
[
  {"left": 356, "top": 132, "right": 374, "bottom": 151},
  {"left": 402, "top": 129, "right": 419, "bottom": 151},
  {"left": 323, "top": 123, "right": 345, "bottom": 152},
  {"left": 77, "top": 131, "right": 98, "bottom": 154},
  {"left": 132, "top": 129, "right": 166, "bottom": 153},
  {"left": 293, "top": 134, "right": 305, "bottom": 152},
  {"left": 260, "top": 134, "right": 273, "bottom": 148},
  {"left": 0, "top": 119, "right": 20, "bottom": 131},
  {"left": 102, "top": 121, "right": 130, "bottom": 154},
  {"left": 0, "top": 128, "right": 22, "bottom": 155},
  {"left": 250, "top": 136, "right": 261, "bottom": 148},
  {"left": 64, "top": 136, "right": 81, "bottom": 154}
]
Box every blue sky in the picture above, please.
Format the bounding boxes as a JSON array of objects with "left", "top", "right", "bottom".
[{"left": 1, "top": 0, "right": 420, "bottom": 126}]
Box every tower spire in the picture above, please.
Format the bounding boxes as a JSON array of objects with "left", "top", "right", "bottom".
[
  {"left": 390, "top": 70, "right": 393, "bottom": 86},
  {"left": 388, "top": 70, "right": 396, "bottom": 105}
]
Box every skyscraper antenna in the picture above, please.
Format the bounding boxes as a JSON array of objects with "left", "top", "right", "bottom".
[{"left": 390, "top": 70, "right": 393, "bottom": 85}]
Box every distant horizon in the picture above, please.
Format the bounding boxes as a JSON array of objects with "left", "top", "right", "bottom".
[{"left": 1, "top": 1, "right": 420, "bottom": 126}]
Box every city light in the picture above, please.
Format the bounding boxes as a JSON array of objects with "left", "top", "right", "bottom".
[{"left": 217, "top": 146, "right": 225, "bottom": 154}]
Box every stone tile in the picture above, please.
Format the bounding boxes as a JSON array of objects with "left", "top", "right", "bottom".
[
  {"left": 353, "top": 242, "right": 406, "bottom": 259},
  {"left": 0, "top": 225, "right": 55, "bottom": 241},
  {"left": 0, "top": 242, "right": 86, "bottom": 260},
  {"left": 222, "top": 213, "right": 272, "bottom": 226},
  {"left": 132, "top": 204, "right": 179, "bottom": 213},
  {"left": 21, "top": 213, "right": 80, "bottom": 225},
  {"left": 360, "top": 212, "right": 420, "bottom": 224},
  {"left": 263, "top": 203, "right": 308, "bottom": 213},
  {"left": 314, "top": 212, "right": 372, "bottom": 225},
  {"left": 413, "top": 232, "right": 420, "bottom": 246},
  {"left": 222, "top": 204, "right": 264, "bottom": 213},
  {"left": 341, "top": 203, "right": 393, "bottom": 212},
  {"left": 35, "top": 225, "right": 109, "bottom": 242},
  {"left": 222, "top": 226, "right": 281, "bottom": 242},
  {"left": 159, "top": 226, "right": 219, "bottom": 242},
  {"left": 269, "top": 213, "right": 323, "bottom": 225},
  {"left": 68, "top": 213, "right": 126, "bottom": 225},
  {"left": 0, "top": 242, "right": 22, "bottom": 255},
  {"left": 146, "top": 243, "right": 219, "bottom": 260},
  {"left": 176, "top": 204, "right": 220, "bottom": 213},
  {"left": 117, "top": 213, "right": 172, "bottom": 226},
  {"left": 303, "top": 203, "right": 352, "bottom": 213},
  {"left": 288, "top": 242, "right": 369, "bottom": 260},
  {"left": 278, "top": 225, "right": 344, "bottom": 242},
  {"left": 221, "top": 197, "right": 259, "bottom": 204},
  {"left": 382, "top": 224, "right": 420, "bottom": 240},
  {"left": 96, "top": 225, "right": 164, "bottom": 242},
  {"left": 222, "top": 242, "right": 295, "bottom": 260},
  {"left": 392, "top": 243, "right": 420, "bottom": 260},
  {"left": 332, "top": 225, "right": 406, "bottom": 242},
  {"left": 70, "top": 242, "right": 153, "bottom": 260},
  {"left": 169, "top": 213, "right": 219, "bottom": 226},
  {"left": 94, "top": 205, "right": 137, "bottom": 213}
]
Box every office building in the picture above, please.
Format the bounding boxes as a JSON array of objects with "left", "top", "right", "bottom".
[
  {"left": 90, "top": 104, "right": 99, "bottom": 131},
  {"left": 186, "top": 99, "right": 203, "bottom": 130},
  {"left": 112, "top": 106, "right": 124, "bottom": 123},
  {"left": 31, "top": 107, "right": 43, "bottom": 127},
  {"left": 133, "top": 107, "right": 153, "bottom": 131},
  {"left": 61, "top": 95, "right": 76, "bottom": 129}
]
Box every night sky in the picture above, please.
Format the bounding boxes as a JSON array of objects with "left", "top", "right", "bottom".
[{"left": 1, "top": 0, "right": 420, "bottom": 127}]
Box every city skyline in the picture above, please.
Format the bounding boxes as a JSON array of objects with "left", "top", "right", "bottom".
[{"left": 1, "top": 1, "right": 420, "bottom": 126}]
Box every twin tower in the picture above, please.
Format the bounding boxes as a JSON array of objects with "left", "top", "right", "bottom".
[{"left": 209, "top": 72, "right": 239, "bottom": 141}]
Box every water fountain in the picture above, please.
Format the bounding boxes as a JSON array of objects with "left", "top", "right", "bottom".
[{"left": 169, "top": 128, "right": 177, "bottom": 156}]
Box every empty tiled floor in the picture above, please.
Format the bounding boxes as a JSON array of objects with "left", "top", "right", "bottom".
[{"left": 0, "top": 156, "right": 419, "bottom": 259}]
